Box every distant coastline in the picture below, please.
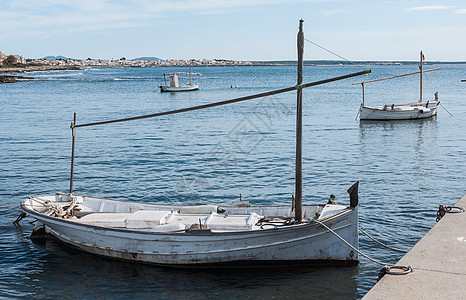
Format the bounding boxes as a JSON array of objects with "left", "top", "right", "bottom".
[
  {"left": 252, "top": 60, "right": 466, "bottom": 66},
  {"left": 1, "top": 58, "right": 465, "bottom": 84}
]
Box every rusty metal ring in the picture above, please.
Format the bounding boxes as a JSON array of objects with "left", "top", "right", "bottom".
[
  {"left": 385, "top": 265, "right": 413, "bottom": 275},
  {"left": 446, "top": 206, "right": 465, "bottom": 213}
]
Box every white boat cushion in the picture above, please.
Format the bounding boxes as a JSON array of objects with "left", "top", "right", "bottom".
[
  {"left": 150, "top": 223, "right": 187, "bottom": 232},
  {"left": 125, "top": 210, "right": 171, "bottom": 229},
  {"left": 206, "top": 212, "right": 262, "bottom": 230},
  {"left": 77, "top": 213, "right": 132, "bottom": 227},
  {"left": 179, "top": 205, "right": 219, "bottom": 214}
]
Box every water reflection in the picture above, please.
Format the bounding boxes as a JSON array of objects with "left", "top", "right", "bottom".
[
  {"left": 359, "top": 117, "right": 438, "bottom": 155},
  {"left": 24, "top": 239, "right": 358, "bottom": 299},
  {"left": 356, "top": 116, "right": 441, "bottom": 294}
]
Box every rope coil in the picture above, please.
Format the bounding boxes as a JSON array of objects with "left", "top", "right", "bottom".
[{"left": 29, "top": 196, "right": 77, "bottom": 218}]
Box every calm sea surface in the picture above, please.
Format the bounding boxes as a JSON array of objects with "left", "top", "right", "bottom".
[{"left": 1, "top": 64, "right": 465, "bottom": 299}]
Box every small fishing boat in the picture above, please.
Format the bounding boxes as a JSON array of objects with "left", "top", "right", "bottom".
[
  {"left": 22, "top": 189, "right": 359, "bottom": 266},
  {"left": 160, "top": 64, "right": 201, "bottom": 92},
  {"left": 354, "top": 51, "right": 440, "bottom": 120},
  {"left": 21, "top": 20, "right": 370, "bottom": 267}
]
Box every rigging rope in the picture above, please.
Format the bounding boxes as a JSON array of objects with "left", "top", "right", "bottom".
[
  {"left": 74, "top": 70, "right": 370, "bottom": 128},
  {"left": 304, "top": 38, "right": 367, "bottom": 71}
]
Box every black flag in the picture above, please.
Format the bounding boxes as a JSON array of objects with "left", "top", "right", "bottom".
[{"left": 347, "top": 181, "right": 359, "bottom": 208}]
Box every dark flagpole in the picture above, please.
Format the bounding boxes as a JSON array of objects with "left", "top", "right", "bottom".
[
  {"left": 295, "top": 19, "right": 304, "bottom": 222},
  {"left": 69, "top": 112, "right": 76, "bottom": 195}
]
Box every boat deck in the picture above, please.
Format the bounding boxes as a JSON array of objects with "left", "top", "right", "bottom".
[
  {"left": 24, "top": 194, "right": 348, "bottom": 233},
  {"left": 362, "top": 194, "right": 466, "bottom": 299},
  {"left": 369, "top": 100, "right": 438, "bottom": 111},
  {"left": 71, "top": 210, "right": 264, "bottom": 232}
]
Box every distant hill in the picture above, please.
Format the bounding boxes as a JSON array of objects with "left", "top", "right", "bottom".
[
  {"left": 42, "top": 55, "right": 73, "bottom": 60},
  {"left": 133, "top": 57, "right": 163, "bottom": 61}
]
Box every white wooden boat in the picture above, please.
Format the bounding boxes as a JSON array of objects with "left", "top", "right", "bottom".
[
  {"left": 160, "top": 65, "right": 201, "bottom": 92},
  {"left": 160, "top": 80, "right": 199, "bottom": 92},
  {"left": 359, "top": 96, "right": 439, "bottom": 120},
  {"left": 21, "top": 190, "right": 359, "bottom": 266},
  {"left": 354, "top": 51, "right": 440, "bottom": 120},
  {"left": 21, "top": 20, "right": 370, "bottom": 267}
]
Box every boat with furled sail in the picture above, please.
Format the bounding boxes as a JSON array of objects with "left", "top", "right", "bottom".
[
  {"left": 354, "top": 51, "right": 440, "bottom": 120},
  {"left": 20, "top": 20, "right": 371, "bottom": 267},
  {"left": 160, "top": 64, "right": 201, "bottom": 92}
]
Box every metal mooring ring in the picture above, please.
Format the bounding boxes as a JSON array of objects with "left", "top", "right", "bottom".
[
  {"left": 446, "top": 206, "right": 465, "bottom": 213},
  {"left": 385, "top": 265, "right": 413, "bottom": 275}
]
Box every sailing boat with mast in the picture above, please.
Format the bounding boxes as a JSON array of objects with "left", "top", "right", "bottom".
[
  {"left": 354, "top": 51, "right": 440, "bottom": 120},
  {"left": 160, "top": 63, "right": 201, "bottom": 92},
  {"left": 20, "top": 21, "right": 370, "bottom": 266}
]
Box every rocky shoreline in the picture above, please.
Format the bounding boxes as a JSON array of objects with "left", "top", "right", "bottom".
[
  {"left": 0, "top": 65, "right": 81, "bottom": 73},
  {"left": 0, "top": 65, "right": 81, "bottom": 83},
  {"left": 0, "top": 75, "right": 35, "bottom": 83}
]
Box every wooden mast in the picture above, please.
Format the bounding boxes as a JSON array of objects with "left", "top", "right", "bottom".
[
  {"left": 361, "top": 82, "right": 365, "bottom": 107},
  {"left": 295, "top": 19, "right": 304, "bottom": 222},
  {"left": 69, "top": 112, "right": 76, "bottom": 195},
  {"left": 189, "top": 63, "right": 192, "bottom": 85},
  {"left": 419, "top": 51, "right": 423, "bottom": 102}
]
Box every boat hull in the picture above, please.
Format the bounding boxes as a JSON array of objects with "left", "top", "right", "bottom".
[
  {"left": 22, "top": 195, "right": 358, "bottom": 266},
  {"left": 160, "top": 83, "right": 199, "bottom": 92},
  {"left": 359, "top": 102, "right": 438, "bottom": 120}
]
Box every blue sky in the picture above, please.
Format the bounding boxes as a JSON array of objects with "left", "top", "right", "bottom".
[{"left": 1, "top": 0, "right": 465, "bottom": 61}]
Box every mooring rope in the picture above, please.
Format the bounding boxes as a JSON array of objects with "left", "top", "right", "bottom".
[
  {"left": 0, "top": 204, "right": 20, "bottom": 208},
  {"left": 439, "top": 102, "right": 453, "bottom": 116},
  {"left": 311, "top": 218, "right": 413, "bottom": 278},
  {"left": 358, "top": 227, "right": 408, "bottom": 253},
  {"left": 311, "top": 218, "right": 387, "bottom": 265}
]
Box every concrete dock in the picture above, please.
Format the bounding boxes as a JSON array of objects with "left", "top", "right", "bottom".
[{"left": 363, "top": 194, "right": 466, "bottom": 299}]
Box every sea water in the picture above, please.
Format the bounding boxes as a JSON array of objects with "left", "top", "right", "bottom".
[{"left": 1, "top": 64, "right": 465, "bottom": 299}]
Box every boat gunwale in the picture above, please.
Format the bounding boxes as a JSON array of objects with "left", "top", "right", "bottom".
[
  {"left": 27, "top": 193, "right": 328, "bottom": 210},
  {"left": 160, "top": 82, "right": 199, "bottom": 92},
  {"left": 359, "top": 102, "right": 439, "bottom": 120},
  {"left": 361, "top": 105, "right": 439, "bottom": 112},
  {"left": 21, "top": 195, "right": 355, "bottom": 237}
]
